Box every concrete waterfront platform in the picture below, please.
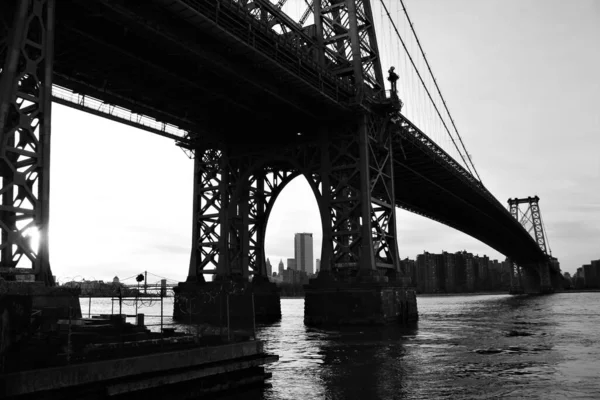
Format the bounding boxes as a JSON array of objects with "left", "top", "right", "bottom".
[
  {"left": 0, "top": 340, "right": 277, "bottom": 399},
  {"left": 1, "top": 282, "right": 81, "bottom": 365},
  {"left": 304, "top": 277, "right": 418, "bottom": 326},
  {"left": 173, "top": 280, "right": 281, "bottom": 325}
]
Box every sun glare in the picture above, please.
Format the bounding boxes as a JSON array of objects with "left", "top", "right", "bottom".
[{"left": 25, "top": 227, "right": 40, "bottom": 254}]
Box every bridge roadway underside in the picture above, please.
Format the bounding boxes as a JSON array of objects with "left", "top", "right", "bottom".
[
  {"left": 13, "top": 0, "right": 556, "bottom": 281},
  {"left": 392, "top": 130, "right": 551, "bottom": 270},
  {"left": 47, "top": 0, "right": 353, "bottom": 145}
]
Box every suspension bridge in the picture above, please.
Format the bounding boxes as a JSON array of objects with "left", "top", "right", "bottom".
[{"left": 0, "top": 0, "right": 562, "bottom": 327}]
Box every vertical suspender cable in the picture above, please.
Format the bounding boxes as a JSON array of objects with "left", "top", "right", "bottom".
[
  {"left": 378, "top": 0, "right": 474, "bottom": 176},
  {"left": 398, "top": 0, "right": 482, "bottom": 183}
]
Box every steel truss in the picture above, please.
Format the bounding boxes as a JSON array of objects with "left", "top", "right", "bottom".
[
  {"left": 0, "top": 0, "right": 54, "bottom": 284},
  {"left": 186, "top": 0, "right": 404, "bottom": 283},
  {"left": 159, "top": 0, "right": 353, "bottom": 103},
  {"left": 188, "top": 143, "right": 318, "bottom": 281},
  {"left": 508, "top": 196, "right": 549, "bottom": 255},
  {"left": 188, "top": 113, "right": 404, "bottom": 283},
  {"left": 508, "top": 196, "right": 552, "bottom": 290},
  {"left": 313, "top": 0, "right": 384, "bottom": 100}
]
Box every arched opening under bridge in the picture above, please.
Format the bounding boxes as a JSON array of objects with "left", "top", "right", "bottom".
[{"left": 264, "top": 175, "right": 323, "bottom": 286}]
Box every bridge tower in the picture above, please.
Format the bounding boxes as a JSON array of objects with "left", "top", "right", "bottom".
[
  {"left": 303, "top": 0, "right": 416, "bottom": 325},
  {"left": 0, "top": 0, "right": 81, "bottom": 323},
  {"left": 1, "top": 0, "right": 416, "bottom": 325},
  {"left": 507, "top": 196, "right": 554, "bottom": 294},
  {"left": 174, "top": 0, "right": 417, "bottom": 326},
  {"left": 0, "top": 0, "right": 55, "bottom": 286}
]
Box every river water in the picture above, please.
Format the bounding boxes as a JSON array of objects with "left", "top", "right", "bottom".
[{"left": 82, "top": 293, "right": 600, "bottom": 399}]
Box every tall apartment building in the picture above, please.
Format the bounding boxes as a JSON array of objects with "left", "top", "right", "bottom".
[
  {"left": 478, "top": 255, "right": 490, "bottom": 290},
  {"left": 294, "top": 233, "right": 314, "bottom": 274},
  {"left": 443, "top": 252, "right": 456, "bottom": 292},
  {"left": 580, "top": 260, "right": 600, "bottom": 288},
  {"left": 400, "top": 258, "right": 416, "bottom": 287},
  {"left": 278, "top": 259, "right": 284, "bottom": 275},
  {"left": 400, "top": 250, "right": 528, "bottom": 293},
  {"left": 416, "top": 252, "right": 436, "bottom": 293},
  {"left": 465, "top": 254, "right": 476, "bottom": 292},
  {"left": 454, "top": 251, "right": 468, "bottom": 291}
]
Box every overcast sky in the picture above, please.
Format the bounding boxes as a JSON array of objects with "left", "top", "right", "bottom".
[{"left": 49, "top": 0, "right": 599, "bottom": 283}]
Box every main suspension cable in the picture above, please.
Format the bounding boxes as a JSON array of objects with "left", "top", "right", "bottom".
[
  {"left": 378, "top": 0, "right": 475, "bottom": 178},
  {"left": 398, "top": 0, "right": 483, "bottom": 182}
]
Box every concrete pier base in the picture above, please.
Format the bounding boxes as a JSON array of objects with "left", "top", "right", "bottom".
[
  {"left": 304, "top": 278, "right": 418, "bottom": 326},
  {"left": 173, "top": 280, "right": 281, "bottom": 328},
  {"left": 251, "top": 278, "right": 281, "bottom": 323},
  {"left": 1, "top": 282, "right": 81, "bottom": 365}
]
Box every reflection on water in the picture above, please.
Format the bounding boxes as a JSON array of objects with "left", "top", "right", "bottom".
[
  {"left": 257, "top": 294, "right": 600, "bottom": 400},
  {"left": 82, "top": 293, "right": 600, "bottom": 399}
]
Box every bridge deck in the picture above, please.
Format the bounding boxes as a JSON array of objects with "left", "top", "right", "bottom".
[
  {"left": 51, "top": 0, "right": 352, "bottom": 144},
  {"left": 391, "top": 116, "right": 549, "bottom": 266}
]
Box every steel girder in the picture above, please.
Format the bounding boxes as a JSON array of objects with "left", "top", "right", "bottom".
[
  {"left": 0, "top": 0, "right": 54, "bottom": 285},
  {"left": 318, "top": 114, "right": 400, "bottom": 279},
  {"left": 508, "top": 196, "right": 549, "bottom": 255},
  {"left": 187, "top": 149, "right": 226, "bottom": 282},
  {"left": 247, "top": 168, "right": 306, "bottom": 278},
  {"left": 313, "top": 0, "right": 385, "bottom": 100},
  {"left": 154, "top": 0, "right": 353, "bottom": 106},
  {"left": 508, "top": 196, "right": 554, "bottom": 290},
  {"left": 187, "top": 144, "right": 320, "bottom": 282}
]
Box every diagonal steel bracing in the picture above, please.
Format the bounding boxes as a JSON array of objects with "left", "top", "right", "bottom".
[
  {"left": 187, "top": 122, "right": 406, "bottom": 283},
  {"left": 508, "top": 196, "right": 552, "bottom": 290},
  {"left": 0, "top": 0, "right": 54, "bottom": 284},
  {"left": 313, "top": 0, "right": 384, "bottom": 100},
  {"left": 185, "top": 0, "right": 406, "bottom": 284},
  {"left": 508, "top": 196, "right": 549, "bottom": 255}
]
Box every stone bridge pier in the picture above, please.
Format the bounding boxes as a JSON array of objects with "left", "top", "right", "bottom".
[{"left": 510, "top": 261, "right": 557, "bottom": 294}]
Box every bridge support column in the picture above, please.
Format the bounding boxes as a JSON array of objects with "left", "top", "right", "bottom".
[
  {"left": 305, "top": 113, "right": 417, "bottom": 325},
  {"left": 0, "top": 0, "right": 55, "bottom": 285},
  {"left": 537, "top": 262, "right": 554, "bottom": 294},
  {"left": 508, "top": 259, "right": 524, "bottom": 294},
  {"left": 175, "top": 149, "right": 280, "bottom": 324}
]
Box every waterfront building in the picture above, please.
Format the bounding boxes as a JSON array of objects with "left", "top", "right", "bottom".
[
  {"left": 416, "top": 252, "right": 436, "bottom": 293},
  {"left": 433, "top": 253, "right": 445, "bottom": 292},
  {"left": 443, "top": 252, "right": 456, "bottom": 292},
  {"left": 573, "top": 267, "right": 585, "bottom": 289},
  {"left": 282, "top": 268, "right": 309, "bottom": 284},
  {"left": 465, "top": 254, "right": 476, "bottom": 292},
  {"left": 454, "top": 251, "right": 469, "bottom": 292},
  {"left": 400, "top": 258, "right": 416, "bottom": 287}
]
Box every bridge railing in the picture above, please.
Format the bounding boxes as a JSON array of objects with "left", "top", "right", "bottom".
[{"left": 392, "top": 113, "right": 485, "bottom": 189}]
